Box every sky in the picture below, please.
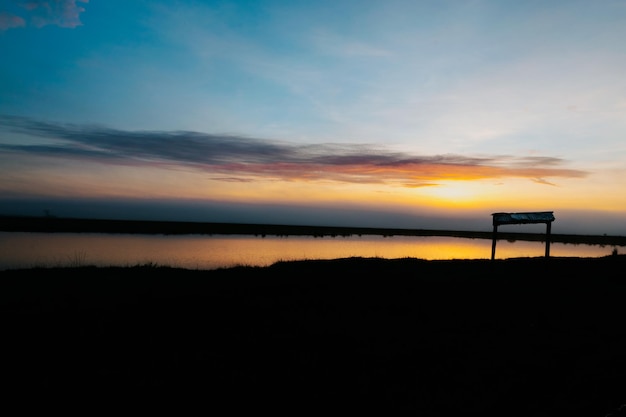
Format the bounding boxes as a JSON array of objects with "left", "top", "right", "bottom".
[{"left": 1, "top": 0, "right": 626, "bottom": 234}]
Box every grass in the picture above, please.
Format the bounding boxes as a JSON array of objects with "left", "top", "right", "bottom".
[
  {"left": 2, "top": 255, "right": 626, "bottom": 415},
  {"left": 22, "top": 253, "right": 164, "bottom": 270},
  {"left": 66, "top": 250, "right": 88, "bottom": 267}
]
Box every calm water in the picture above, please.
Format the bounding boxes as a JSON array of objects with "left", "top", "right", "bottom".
[{"left": 0, "top": 232, "right": 619, "bottom": 271}]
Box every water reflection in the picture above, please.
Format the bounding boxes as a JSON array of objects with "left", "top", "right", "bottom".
[{"left": 0, "top": 232, "right": 619, "bottom": 271}]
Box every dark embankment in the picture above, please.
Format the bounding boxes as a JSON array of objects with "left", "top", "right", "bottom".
[
  {"left": 3, "top": 214, "right": 626, "bottom": 246},
  {"left": 2, "top": 256, "right": 626, "bottom": 415}
]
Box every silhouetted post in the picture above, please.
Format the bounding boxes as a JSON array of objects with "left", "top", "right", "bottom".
[
  {"left": 545, "top": 221, "right": 551, "bottom": 258},
  {"left": 491, "top": 224, "right": 498, "bottom": 260}
]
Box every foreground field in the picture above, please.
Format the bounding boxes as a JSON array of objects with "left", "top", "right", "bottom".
[{"left": 2, "top": 256, "right": 626, "bottom": 415}]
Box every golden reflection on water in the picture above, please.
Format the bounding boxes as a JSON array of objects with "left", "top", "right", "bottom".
[{"left": 0, "top": 232, "right": 619, "bottom": 270}]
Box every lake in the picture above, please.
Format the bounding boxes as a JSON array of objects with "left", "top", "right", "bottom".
[{"left": 0, "top": 231, "right": 619, "bottom": 271}]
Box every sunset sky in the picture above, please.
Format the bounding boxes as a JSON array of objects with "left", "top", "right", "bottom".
[{"left": 1, "top": 0, "right": 626, "bottom": 234}]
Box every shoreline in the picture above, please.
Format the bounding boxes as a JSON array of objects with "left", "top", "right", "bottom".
[{"left": 2, "top": 214, "right": 626, "bottom": 246}]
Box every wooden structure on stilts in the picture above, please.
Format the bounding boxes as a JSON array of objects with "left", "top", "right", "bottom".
[{"left": 491, "top": 211, "right": 555, "bottom": 260}]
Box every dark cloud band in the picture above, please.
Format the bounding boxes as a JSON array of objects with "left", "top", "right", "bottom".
[{"left": 0, "top": 114, "right": 587, "bottom": 186}]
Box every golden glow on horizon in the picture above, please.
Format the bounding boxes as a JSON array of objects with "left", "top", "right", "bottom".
[
  {"left": 418, "top": 182, "right": 483, "bottom": 206},
  {"left": 3, "top": 152, "right": 625, "bottom": 218}
]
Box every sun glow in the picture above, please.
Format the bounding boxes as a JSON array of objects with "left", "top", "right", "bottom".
[
  {"left": 423, "top": 184, "right": 476, "bottom": 202},
  {"left": 416, "top": 181, "right": 493, "bottom": 209}
]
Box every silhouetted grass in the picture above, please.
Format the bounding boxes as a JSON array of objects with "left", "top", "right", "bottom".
[{"left": 2, "top": 256, "right": 625, "bottom": 415}]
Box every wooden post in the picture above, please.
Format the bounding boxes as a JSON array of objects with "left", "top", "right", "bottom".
[
  {"left": 545, "top": 221, "right": 551, "bottom": 258},
  {"left": 491, "top": 224, "right": 498, "bottom": 260}
]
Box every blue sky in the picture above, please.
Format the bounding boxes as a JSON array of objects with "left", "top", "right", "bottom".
[{"left": 1, "top": 0, "right": 626, "bottom": 234}]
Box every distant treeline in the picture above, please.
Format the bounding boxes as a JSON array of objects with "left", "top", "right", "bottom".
[{"left": 1, "top": 215, "right": 625, "bottom": 246}]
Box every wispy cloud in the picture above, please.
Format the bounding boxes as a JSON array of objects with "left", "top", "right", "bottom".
[
  {"left": 0, "top": 0, "right": 88, "bottom": 30},
  {"left": 0, "top": 12, "right": 25, "bottom": 30},
  {"left": 309, "top": 29, "right": 394, "bottom": 58},
  {"left": 0, "top": 115, "right": 587, "bottom": 187}
]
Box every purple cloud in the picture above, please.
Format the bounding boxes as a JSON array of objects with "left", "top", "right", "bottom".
[
  {"left": 0, "top": 114, "right": 588, "bottom": 187},
  {"left": 0, "top": 0, "right": 88, "bottom": 30},
  {"left": 0, "top": 12, "right": 25, "bottom": 30}
]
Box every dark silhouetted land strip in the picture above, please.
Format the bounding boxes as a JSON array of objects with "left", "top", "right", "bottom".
[
  {"left": 2, "top": 256, "right": 626, "bottom": 415},
  {"left": 2, "top": 215, "right": 626, "bottom": 246}
]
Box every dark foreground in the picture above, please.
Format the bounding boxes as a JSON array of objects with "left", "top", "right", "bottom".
[{"left": 2, "top": 256, "right": 626, "bottom": 416}]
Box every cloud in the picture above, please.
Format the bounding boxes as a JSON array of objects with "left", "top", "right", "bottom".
[
  {"left": 310, "top": 30, "right": 394, "bottom": 58},
  {"left": 0, "top": 0, "right": 88, "bottom": 30},
  {"left": 532, "top": 178, "right": 557, "bottom": 186},
  {"left": 0, "top": 12, "right": 25, "bottom": 30},
  {"left": 0, "top": 114, "right": 587, "bottom": 187}
]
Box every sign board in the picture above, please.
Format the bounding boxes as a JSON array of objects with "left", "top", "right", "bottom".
[{"left": 492, "top": 211, "right": 555, "bottom": 226}]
